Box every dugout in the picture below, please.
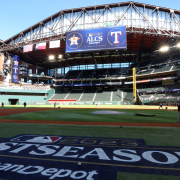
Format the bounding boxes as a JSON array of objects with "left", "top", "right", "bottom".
[{"left": 9, "top": 99, "right": 19, "bottom": 105}]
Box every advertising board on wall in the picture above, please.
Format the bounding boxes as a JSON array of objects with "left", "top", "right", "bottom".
[
  {"left": 66, "top": 26, "right": 126, "bottom": 53},
  {"left": 12, "top": 55, "right": 20, "bottom": 83}
]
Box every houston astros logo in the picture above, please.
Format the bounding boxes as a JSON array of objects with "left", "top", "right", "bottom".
[
  {"left": 68, "top": 34, "right": 80, "bottom": 46},
  {"left": 107, "top": 28, "right": 126, "bottom": 47},
  {"left": 13, "top": 60, "right": 19, "bottom": 66},
  {"left": 66, "top": 32, "right": 83, "bottom": 49}
]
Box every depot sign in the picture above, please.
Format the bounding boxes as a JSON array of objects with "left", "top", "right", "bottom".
[{"left": 0, "top": 134, "right": 180, "bottom": 179}]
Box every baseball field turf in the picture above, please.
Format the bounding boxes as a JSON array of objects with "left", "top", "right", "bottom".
[{"left": 0, "top": 105, "right": 179, "bottom": 180}]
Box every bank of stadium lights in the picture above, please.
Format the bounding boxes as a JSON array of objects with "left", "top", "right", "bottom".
[
  {"left": 49, "top": 55, "right": 55, "bottom": 60},
  {"left": 159, "top": 46, "right": 169, "bottom": 52},
  {"left": 159, "top": 43, "right": 180, "bottom": 52},
  {"left": 58, "top": 55, "right": 63, "bottom": 59},
  {"left": 177, "top": 43, "right": 180, "bottom": 48}
]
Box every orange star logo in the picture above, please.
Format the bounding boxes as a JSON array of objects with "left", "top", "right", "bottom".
[{"left": 68, "top": 34, "right": 80, "bottom": 46}]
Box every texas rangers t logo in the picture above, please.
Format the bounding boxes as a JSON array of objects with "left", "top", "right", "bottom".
[
  {"left": 111, "top": 31, "right": 122, "bottom": 44},
  {"left": 107, "top": 27, "right": 126, "bottom": 47}
]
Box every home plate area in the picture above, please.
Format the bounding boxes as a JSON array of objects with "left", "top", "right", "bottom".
[{"left": 0, "top": 134, "right": 180, "bottom": 179}]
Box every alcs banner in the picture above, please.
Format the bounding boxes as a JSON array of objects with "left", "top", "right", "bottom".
[{"left": 66, "top": 26, "right": 126, "bottom": 53}]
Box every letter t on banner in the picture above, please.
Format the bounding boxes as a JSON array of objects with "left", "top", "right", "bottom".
[{"left": 12, "top": 55, "right": 20, "bottom": 83}]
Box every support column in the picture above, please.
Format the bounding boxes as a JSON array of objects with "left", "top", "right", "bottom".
[
  {"left": 28, "top": 64, "right": 36, "bottom": 74},
  {"left": 0, "top": 53, "right": 5, "bottom": 81}
]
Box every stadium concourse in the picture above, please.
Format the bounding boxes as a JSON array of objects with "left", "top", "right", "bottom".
[{"left": 1, "top": 1, "right": 180, "bottom": 180}]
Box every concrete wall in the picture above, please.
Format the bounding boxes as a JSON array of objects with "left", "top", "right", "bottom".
[
  {"left": 0, "top": 95, "right": 46, "bottom": 103},
  {"left": 0, "top": 89, "right": 49, "bottom": 93}
]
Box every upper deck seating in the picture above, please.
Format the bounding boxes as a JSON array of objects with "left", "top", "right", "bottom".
[
  {"left": 78, "top": 70, "right": 94, "bottom": 79},
  {"left": 137, "top": 69, "right": 153, "bottom": 76},
  {"left": 138, "top": 87, "right": 156, "bottom": 92},
  {"left": 65, "top": 70, "right": 81, "bottom": 79},
  {"left": 93, "top": 69, "right": 107, "bottom": 79},
  {"left": 153, "top": 66, "right": 172, "bottom": 73},
  {"left": 151, "top": 57, "right": 169, "bottom": 66},
  {"left": 172, "top": 65, "right": 180, "bottom": 71},
  {"left": 137, "top": 60, "right": 152, "bottom": 68}
]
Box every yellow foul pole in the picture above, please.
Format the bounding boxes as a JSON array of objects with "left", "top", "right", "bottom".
[{"left": 133, "top": 68, "right": 137, "bottom": 103}]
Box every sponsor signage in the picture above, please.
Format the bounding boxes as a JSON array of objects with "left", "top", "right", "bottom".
[
  {"left": 125, "top": 77, "right": 176, "bottom": 85},
  {"left": 49, "top": 40, "right": 60, "bottom": 49},
  {"left": 0, "top": 134, "right": 180, "bottom": 179},
  {"left": 12, "top": 55, "right": 20, "bottom": 83},
  {"left": 66, "top": 26, "right": 126, "bottom": 53},
  {"left": 54, "top": 84, "right": 107, "bottom": 87}
]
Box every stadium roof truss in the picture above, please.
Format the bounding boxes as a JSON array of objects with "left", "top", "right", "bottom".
[{"left": 1, "top": 1, "right": 180, "bottom": 68}]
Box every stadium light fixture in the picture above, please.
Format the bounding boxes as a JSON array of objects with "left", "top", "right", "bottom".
[
  {"left": 49, "top": 55, "right": 55, "bottom": 60},
  {"left": 177, "top": 43, "right": 180, "bottom": 48},
  {"left": 58, "top": 55, "right": 63, "bottom": 59},
  {"left": 159, "top": 46, "right": 169, "bottom": 52}
]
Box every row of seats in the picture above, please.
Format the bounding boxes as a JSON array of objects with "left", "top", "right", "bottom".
[
  {"left": 51, "top": 89, "right": 134, "bottom": 102},
  {"left": 138, "top": 83, "right": 180, "bottom": 92},
  {"left": 56, "top": 64, "right": 180, "bottom": 82},
  {"left": 141, "top": 94, "right": 180, "bottom": 101},
  {"left": 60, "top": 68, "right": 127, "bottom": 80}
]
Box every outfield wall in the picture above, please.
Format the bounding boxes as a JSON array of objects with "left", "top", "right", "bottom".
[
  {"left": 0, "top": 89, "right": 49, "bottom": 93},
  {"left": 51, "top": 101, "right": 134, "bottom": 105},
  {"left": 0, "top": 95, "right": 46, "bottom": 103}
]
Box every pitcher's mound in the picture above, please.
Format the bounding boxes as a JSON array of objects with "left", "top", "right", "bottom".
[{"left": 91, "top": 111, "right": 126, "bottom": 114}]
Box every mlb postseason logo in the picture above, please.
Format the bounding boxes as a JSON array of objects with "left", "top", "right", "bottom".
[
  {"left": 66, "top": 26, "right": 126, "bottom": 53},
  {"left": 1, "top": 134, "right": 180, "bottom": 180},
  {"left": 10, "top": 135, "right": 62, "bottom": 144},
  {"left": 12, "top": 55, "right": 20, "bottom": 83}
]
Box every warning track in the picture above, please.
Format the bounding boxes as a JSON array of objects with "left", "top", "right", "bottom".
[{"left": 0, "top": 108, "right": 179, "bottom": 128}]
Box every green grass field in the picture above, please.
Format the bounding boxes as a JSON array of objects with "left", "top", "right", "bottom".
[
  {"left": 0, "top": 105, "right": 179, "bottom": 180},
  {"left": 0, "top": 108, "right": 178, "bottom": 123}
]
